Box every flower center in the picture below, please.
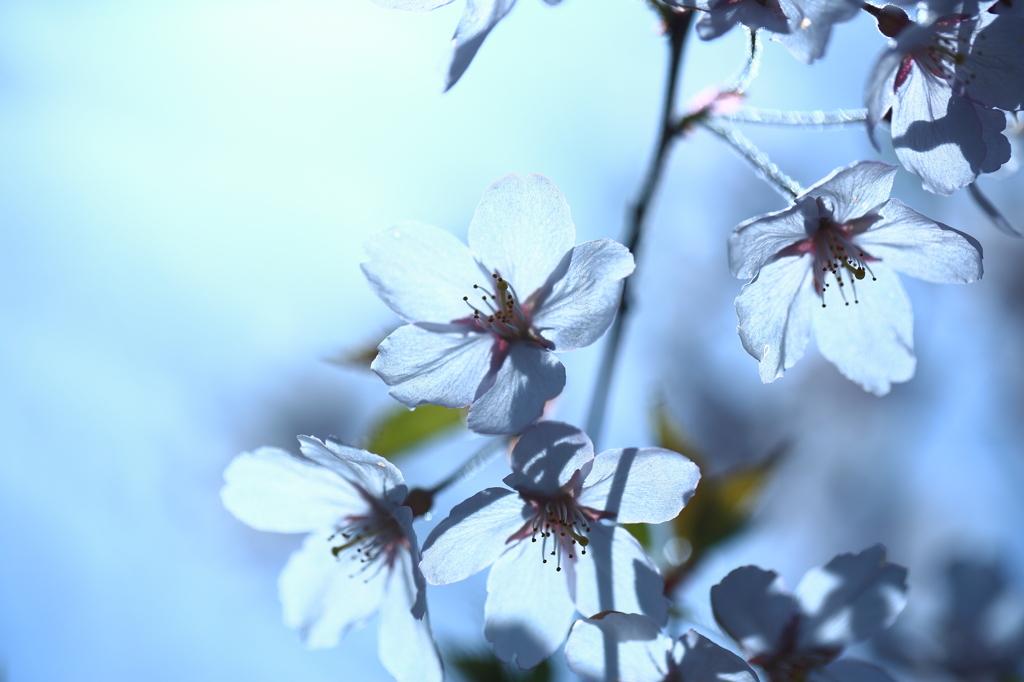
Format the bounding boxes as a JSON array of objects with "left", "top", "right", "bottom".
[
  {"left": 805, "top": 198, "right": 877, "bottom": 308},
  {"left": 896, "top": 19, "right": 974, "bottom": 92},
  {"left": 327, "top": 512, "right": 406, "bottom": 581},
  {"left": 510, "top": 495, "right": 597, "bottom": 572},
  {"left": 461, "top": 273, "right": 549, "bottom": 346}
]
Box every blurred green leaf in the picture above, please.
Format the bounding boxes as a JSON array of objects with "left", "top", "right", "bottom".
[
  {"left": 365, "top": 404, "right": 465, "bottom": 460},
  {"left": 652, "top": 403, "right": 782, "bottom": 579},
  {"left": 623, "top": 522, "right": 651, "bottom": 550},
  {"left": 450, "top": 651, "right": 551, "bottom": 682}
]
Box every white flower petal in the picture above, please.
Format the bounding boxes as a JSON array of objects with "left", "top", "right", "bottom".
[
  {"left": 674, "top": 629, "right": 760, "bottom": 682},
  {"left": 735, "top": 255, "right": 815, "bottom": 384},
  {"left": 278, "top": 531, "right": 387, "bottom": 649},
  {"left": 377, "top": 551, "right": 444, "bottom": 682},
  {"left": 484, "top": 538, "right": 577, "bottom": 669},
  {"left": 467, "top": 341, "right": 566, "bottom": 435},
  {"left": 468, "top": 173, "right": 576, "bottom": 299},
  {"left": 711, "top": 566, "right": 801, "bottom": 659},
  {"left": 221, "top": 447, "right": 365, "bottom": 534},
  {"left": 420, "top": 487, "right": 529, "bottom": 585},
  {"left": 297, "top": 436, "right": 407, "bottom": 509},
  {"left": 865, "top": 47, "right": 901, "bottom": 147},
  {"left": 808, "top": 658, "right": 899, "bottom": 682},
  {"left": 573, "top": 524, "right": 668, "bottom": 624},
  {"left": 445, "top": 0, "right": 518, "bottom": 90},
  {"left": 796, "top": 545, "right": 908, "bottom": 650},
  {"left": 565, "top": 612, "right": 673, "bottom": 682},
  {"left": 529, "top": 239, "right": 634, "bottom": 352},
  {"left": 811, "top": 264, "right": 914, "bottom": 396},
  {"left": 362, "top": 221, "right": 484, "bottom": 324},
  {"left": 728, "top": 202, "right": 811, "bottom": 279},
  {"left": 804, "top": 162, "right": 897, "bottom": 224},
  {"left": 857, "top": 200, "right": 983, "bottom": 284},
  {"left": 372, "top": 322, "right": 494, "bottom": 409},
  {"left": 576, "top": 448, "right": 699, "bottom": 525},
  {"left": 892, "top": 66, "right": 1010, "bottom": 195},
  {"left": 504, "top": 421, "right": 594, "bottom": 497},
  {"left": 777, "top": 0, "right": 857, "bottom": 64}
]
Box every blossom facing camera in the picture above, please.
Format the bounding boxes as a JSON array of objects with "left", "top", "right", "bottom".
[
  {"left": 865, "top": 4, "right": 1024, "bottom": 194},
  {"left": 728, "top": 161, "right": 983, "bottom": 395},
  {"left": 565, "top": 611, "right": 759, "bottom": 682},
  {"left": 419, "top": 421, "right": 700, "bottom": 669},
  {"left": 712, "top": 545, "right": 908, "bottom": 682},
  {"left": 363, "top": 173, "right": 634, "bottom": 435},
  {"left": 221, "top": 437, "right": 442, "bottom": 682}
]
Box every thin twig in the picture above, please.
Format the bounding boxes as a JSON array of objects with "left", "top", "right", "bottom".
[
  {"left": 584, "top": 7, "right": 694, "bottom": 448},
  {"left": 728, "top": 28, "right": 762, "bottom": 95},
  {"left": 428, "top": 437, "right": 508, "bottom": 494},
  {"left": 717, "top": 107, "right": 868, "bottom": 127},
  {"left": 968, "top": 182, "right": 1022, "bottom": 237},
  {"left": 700, "top": 120, "right": 803, "bottom": 199}
]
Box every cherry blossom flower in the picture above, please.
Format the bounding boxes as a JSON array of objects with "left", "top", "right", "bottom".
[
  {"left": 711, "top": 546, "right": 908, "bottom": 682},
  {"left": 728, "top": 161, "right": 983, "bottom": 395},
  {"left": 370, "top": 0, "right": 559, "bottom": 90},
  {"left": 565, "top": 611, "right": 759, "bottom": 682},
  {"left": 221, "top": 437, "right": 442, "bottom": 682},
  {"left": 865, "top": 4, "right": 1024, "bottom": 194},
  {"left": 675, "top": 0, "right": 858, "bottom": 64},
  {"left": 363, "top": 173, "right": 634, "bottom": 435},
  {"left": 418, "top": 422, "right": 700, "bottom": 669}
]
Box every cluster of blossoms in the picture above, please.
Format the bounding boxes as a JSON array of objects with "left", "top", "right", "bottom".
[{"left": 218, "top": 0, "right": 1023, "bottom": 678}]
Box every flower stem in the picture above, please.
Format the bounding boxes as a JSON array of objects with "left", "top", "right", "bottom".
[
  {"left": 700, "top": 120, "right": 803, "bottom": 199},
  {"left": 968, "top": 182, "right": 1022, "bottom": 237},
  {"left": 584, "top": 6, "right": 694, "bottom": 447},
  {"left": 717, "top": 107, "right": 868, "bottom": 127},
  {"left": 427, "top": 437, "right": 508, "bottom": 495}
]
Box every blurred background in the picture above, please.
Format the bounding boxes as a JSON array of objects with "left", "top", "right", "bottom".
[{"left": 2, "top": 0, "right": 1023, "bottom": 680}]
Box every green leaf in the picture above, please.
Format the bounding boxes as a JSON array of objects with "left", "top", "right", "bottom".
[
  {"left": 365, "top": 404, "right": 465, "bottom": 460},
  {"left": 449, "top": 650, "right": 552, "bottom": 682},
  {"left": 651, "top": 403, "right": 783, "bottom": 573}
]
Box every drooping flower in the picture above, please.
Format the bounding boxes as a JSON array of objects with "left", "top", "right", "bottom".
[
  {"left": 711, "top": 545, "right": 908, "bottom": 682},
  {"left": 565, "top": 611, "right": 759, "bottom": 682},
  {"left": 369, "top": 0, "right": 559, "bottom": 90},
  {"left": 674, "top": 0, "right": 858, "bottom": 64},
  {"left": 221, "top": 436, "right": 442, "bottom": 682},
  {"left": 418, "top": 421, "right": 700, "bottom": 669},
  {"left": 728, "top": 160, "right": 983, "bottom": 395},
  {"left": 362, "top": 173, "right": 634, "bottom": 436},
  {"left": 865, "top": 3, "right": 1024, "bottom": 194}
]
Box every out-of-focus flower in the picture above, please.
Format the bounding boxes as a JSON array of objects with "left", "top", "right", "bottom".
[
  {"left": 865, "top": 4, "right": 1024, "bottom": 194},
  {"left": 419, "top": 421, "right": 700, "bottom": 669},
  {"left": 673, "top": 0, "right": 857, "bottom": 63},
  {"left": 876, "top": 558, "right": 1024, "bottom": 681},
  {"left": 221, "top": 437, "right": 442, "bottom": 682},
  {"left": 370, "top": 0, "right": 561, "bottom": 90},
  {"left": 712, "top": 545, "right": 908, "bottom": 682},
  {"left": 565, "top": 611, "right": 759, "bottom": 682},
  {"left": 362, "top": 173, "right": 634, "bottom": 436},
  {"left": 728, "top": 161, "right": 983, "bottom": 395}
]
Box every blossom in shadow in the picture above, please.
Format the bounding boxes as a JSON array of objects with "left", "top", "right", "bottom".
[
  {"left": 419, "top": 422, "right": 700, "bottom": 669},
  {"left": 728, "top": 161, "right": 983, "bottom": 394},
  {"left": 363, "top": 173, "right": 634, "bottom": 435},
  {"left": 865, "top": 3, "right": 1024, "bottom": 193},
  {"left": 221, "top": 436, "right": 442, "bottom": 682},
  {"left": 711, "top": 545, "right": 908, "bottom": 682},
  {"left": 565, "top": 611, "right": 759, "bottom": 682},
  {"left": 672, "top": 0, "right": 857, "bottom": 64}
]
